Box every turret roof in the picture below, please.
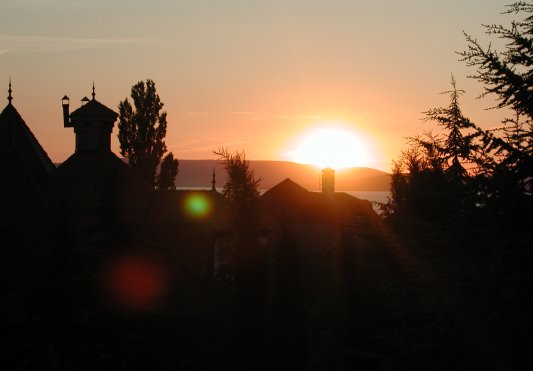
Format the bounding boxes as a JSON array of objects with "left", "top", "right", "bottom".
[{"left": 70, "top": 98, "right": 117, "bottom": 120}]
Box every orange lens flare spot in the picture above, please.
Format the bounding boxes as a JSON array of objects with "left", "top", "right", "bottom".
[{"left": 106, "top": 256, "right": 166, "bottom": 310}]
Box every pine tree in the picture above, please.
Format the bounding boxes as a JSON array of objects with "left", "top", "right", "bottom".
[
  {"left": 421, "top": 76, "right": 477, "bottom": 186},
  {"left": 459, "top": 2, "right": 533, "bottom": 214}
]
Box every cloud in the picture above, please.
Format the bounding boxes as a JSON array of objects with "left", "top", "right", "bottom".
[
  {"left": 273, "top": 115, "right": 297, "bottom": 120},
  {"left": 171, "top": 138, "right": 246, "bottom": 155},
  {"left": 0, "top": 34, "right": 147, "bottom": 54},
  {"left": 272, "top": 114, "right": 322, "bottom": 120}
]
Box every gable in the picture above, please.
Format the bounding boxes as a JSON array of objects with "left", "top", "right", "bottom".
[{"left": 0, "top": 104, "right": 55, "bottom": 186}]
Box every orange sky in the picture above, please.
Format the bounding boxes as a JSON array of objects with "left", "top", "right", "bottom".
[{"left": 0, "top": 1, "right": 513, "bottom": 171}]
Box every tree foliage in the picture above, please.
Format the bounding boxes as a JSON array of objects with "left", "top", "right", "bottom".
[
  {"left": 459, "top": 2, "right": 533, "bottom": 119},
  {"left": 213, "top": 147, "right": 261, "bottom": 224},
  {"left": 213, "top": 148, "right": 265, "bottom": 370},
  {"left": 118, "top": 79, "right": 173, "bottom": 186},
  {"left": 385, "top": 3, "right": 532, "bottom": 226},
  {"left": 420, "top": 75, "right": 478, "bottom": 186},
  {"left": 157, "top": 152, "right": 179, "bottom": 190},
  {"left": 459, "top": 2, "right": 533, "bottom": 212}
]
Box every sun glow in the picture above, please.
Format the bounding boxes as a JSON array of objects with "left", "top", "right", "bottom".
[{"left": 287, "top": 127, "right": 373, "bottom": 169}]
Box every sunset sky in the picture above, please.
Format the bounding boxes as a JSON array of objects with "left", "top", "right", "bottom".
[{"left": 0, "top": 0, "right": 513, "bottom": 171}]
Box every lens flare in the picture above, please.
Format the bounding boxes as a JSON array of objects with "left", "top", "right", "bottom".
[
  {"left": 184, "top": 193, "right": 212, "bottom": 218},
  {"left": 106, "top": 255, "right": 167, "bottom": 311}
]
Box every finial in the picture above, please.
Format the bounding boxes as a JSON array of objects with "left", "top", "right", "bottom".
[
  {"left": 91, "top": 81, "right": 96, "bottom": 100},
  {"left": 7, "top": 78, "right": 13, "bottom": 104},
  {"left": 211, "top": 168, "right": 217, "bottom": 191}
]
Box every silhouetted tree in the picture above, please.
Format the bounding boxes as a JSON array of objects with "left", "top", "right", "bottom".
[
  {"left": 384, "top": 140, "right": 449, "bottom": 223},
  {"left": 118, "top": 79, "right": 171, "bottom": 185},
  {"left": 459, "top": 2, "right": 533, "bottom": 216},
  {"left": 213, "top": 147, "right": 261, "bottom": 225},
  {"left": 213, "top": 147, "right": 265, "bottom": 371},
  {"left": 459, "top": 2, "right": 532, "bottom": 120},
  {"left": 421, "top": 76, "right": 477, "bottom": 186},
  {"left": 157, "top": 152, "right": 179, "bottom": 190}
]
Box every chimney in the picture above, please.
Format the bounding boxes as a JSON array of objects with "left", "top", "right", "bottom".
[
  {"left": 321, "top": 167, "right": 335, "bottom": 195},
  {"left": 62, "top": 95, "right": 72, "bottom": 127}
]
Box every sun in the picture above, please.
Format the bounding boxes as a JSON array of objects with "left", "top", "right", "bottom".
[{"left": 286, "top": 127, "right": 372, "bottom": 169}]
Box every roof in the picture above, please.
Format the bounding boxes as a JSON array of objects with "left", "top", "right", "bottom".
[
  {"left": 70, "top": 98, "right": 118, "bottom": 120},
  {"left": 0, "top": 142, "right": 53, "bottom": 230},
  {"left": 261, "top": 177, "right": 377, "bottom": 224},
  {"left": 0, "top": 103, "right": 55, "bottom": 185},
  {"left": 44, "top": 150, "right": 153, "bottom": 229}
]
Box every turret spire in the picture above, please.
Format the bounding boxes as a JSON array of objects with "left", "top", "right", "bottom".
[
  {"left": 7, "top": 78, "right": 13, "bottom": 105},
  {"left": 211, "top": 168, "right": 217, "bottom": 191},
  {"left": 91, "top": 81, "right": 96, "bottom": 100}
]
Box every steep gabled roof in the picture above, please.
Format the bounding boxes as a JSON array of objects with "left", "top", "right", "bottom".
[{"left": 0, "top": 103, "right": 55, "bottom": 185}]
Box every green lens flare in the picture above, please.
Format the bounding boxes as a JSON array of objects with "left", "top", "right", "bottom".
[{"left": 185, "top": 194, "right": 211, "bottom": 218}]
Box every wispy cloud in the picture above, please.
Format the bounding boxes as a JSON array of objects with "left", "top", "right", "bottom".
[
  {"left": 0, "top": 34, "right": 147, "bottom": 54},
  {"left": 170, "top": 139, "right": 247, "bottom": 157},
  {"left": 272, "top": 114, "right": 321, "bottom": 120},
  {"left": 273, "top": 115, "right": 297, "bottom": 120}
]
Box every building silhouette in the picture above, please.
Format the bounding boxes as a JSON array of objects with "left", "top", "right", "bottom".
[
  {"left": 0, "top": 83, "right": 386, "bottom": 369},
  {"left": 0, "top": 85, "right": 232, "bottom": 322}
]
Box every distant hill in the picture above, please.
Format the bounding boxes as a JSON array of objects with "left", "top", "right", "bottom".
[{"left": 175, "top": 160, "right": 391, "bottom": 191}]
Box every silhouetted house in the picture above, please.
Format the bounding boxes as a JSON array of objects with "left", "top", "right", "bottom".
[
  {"left": 1, "top": 86, "right": 232, "bottom": 320},
  {"left": 1, "top": 83, "right": 380, "bottom": 326},
  {"left": 261, "top": 178, "right": 378, "bottom": 252},
  {"left": 45, "top": 92, "right": 153, "bottom": 240},
  {"left": 0, "top": 88, "right": 55, "bottom": 228},
  {"left": 0, "top": 87, "right": 57, "bottom": 323},
  {"left": 262, "top": 178, "right": 376, "bottom": 224}
]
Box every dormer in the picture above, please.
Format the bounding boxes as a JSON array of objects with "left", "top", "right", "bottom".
[{"left": 62, "top": 85, "right": 118, "bottom": 152}]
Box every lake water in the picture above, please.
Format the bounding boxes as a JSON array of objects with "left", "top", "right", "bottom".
[
  {"left": 177, "top": 187, "right": 390, "bottom": 206},
  {"left": 344, "top": 191, "right": 390, "bottom": 204}
]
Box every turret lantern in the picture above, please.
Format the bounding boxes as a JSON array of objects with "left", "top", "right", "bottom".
[{"left": 61, "top": 85, "right": 118, "bottom": 152}]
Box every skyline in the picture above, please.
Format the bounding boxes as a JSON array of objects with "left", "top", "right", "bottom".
[{"left": 0, "top": 0, "right": 513, "bottom": 171}]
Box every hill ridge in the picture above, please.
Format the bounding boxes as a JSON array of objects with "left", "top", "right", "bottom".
[{"left": 176, "top": 160, "right": 390, "bottom": 191}]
